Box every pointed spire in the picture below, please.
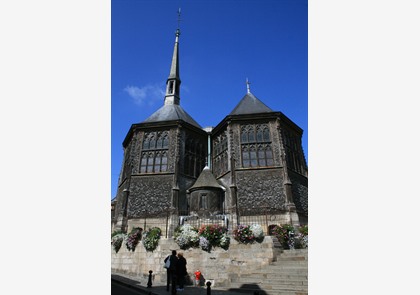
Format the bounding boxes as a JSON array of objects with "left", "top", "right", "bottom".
[{"left": 164, "top": 9, "right": 182, "bottom": 106}]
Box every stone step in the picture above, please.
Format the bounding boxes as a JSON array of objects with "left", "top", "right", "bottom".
[
  {"left": 277, "top": 254, "right": 308, "bottom": 260},
  {"left": 278, "top": 252, "right": 308, "bottom": 257},
  {"left": 275, "top": 259, "right": 308, "bottom": 264},
  {"left": 271, "top": 261, "right": 308, "bottom": 266},
  {"left": 247, "top": 265, "right": 308, "bottom": 274},
  {"left": 266, "top": 273, "right": 308, "bottom": 280},
  {"left": 274, "top": 262, "right": 307, "bottom": 267},
  {"left": 225, "top": 249, "right": 308, "bottom": 295},
  {"left": 234, "top": 278, "right": 308, "bottom": 287},
  {"left": 229, "top": 283, "right": 308, "bottom": 292},
  {"left": 268, "top": 284, "right": 308, "bottom": 290},
  {"left": 236, "top": 291, "right": 307, "bottom": 295},
  {"left": 241, "top": 272, "right": 307, "bottom": 279},
  {"left": 235, "top": 273, "right": 307, "bottom": 280},
  {"left": 276, "top": 255, "right": 307, "bottom": 261},
  {"left": 228, "top": 284, "right": 308, "bottom": 294},
  {"left": 279, "top": 249, "right": 308, "bottom": 254},
  {"left": 229, "top": 289, "right": 308, "bottom": 295},
  {"left": 242, "top": 268, "right": 307, "bottom": 276}
]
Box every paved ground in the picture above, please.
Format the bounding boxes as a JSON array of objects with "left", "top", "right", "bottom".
[{"left": 111, "top": 273, "right": 250, "bottom": 295}]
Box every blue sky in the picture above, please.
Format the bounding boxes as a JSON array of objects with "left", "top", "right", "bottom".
[{"left": 112, "top": 0, "right": 308, "bottom": 199}]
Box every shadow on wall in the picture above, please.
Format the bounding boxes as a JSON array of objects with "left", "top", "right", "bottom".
[{"left": 229, "top": 283, "right": 269, "bottom": 295}]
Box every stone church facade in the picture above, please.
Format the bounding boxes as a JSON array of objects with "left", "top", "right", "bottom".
[{"left": 111, "top": 27, "right": 307, "bottom": 236}]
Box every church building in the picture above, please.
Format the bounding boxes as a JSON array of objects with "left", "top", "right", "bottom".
[{"left": 111, "top": 24, "right": 308, "bottom": 236}]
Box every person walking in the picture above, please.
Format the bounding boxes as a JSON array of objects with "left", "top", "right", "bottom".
[{"left": 176, "top": 252, "right": 187, "bottom": 291}]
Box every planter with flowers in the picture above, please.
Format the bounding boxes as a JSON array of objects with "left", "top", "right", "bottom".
[
  {"left": 174, "top": 224, "right": 199, "bottom": 250},
  {"left": 269, "top": 224, "right": 308, "bottom": 249},
  {"left": 142, "top": 227, "right": 162, "bottom": 252},
  {"left": 111, "top": 230, "right": 126, "bottom": 253},
  {"left": 125, "top": 227, "right": 143, "bottom": 252},
  {"left": 269, "top": 223, "right": 294, "bottom": 249},
  {"left": 295, "top": 224, "right": 308, "bottom": 249},
  {"left": 175, "top": 224, "right": 230, "bottom": 252},
  {"left": 233, "top": 224, "right": 264, "bottom": 244},
  {"left": 198, "top": 224, "right": 230, "bottom": 251}
]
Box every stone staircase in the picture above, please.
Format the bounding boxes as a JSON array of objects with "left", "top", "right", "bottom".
[{"left": 228, "top": 249, "right": 308, "bottom": 295}]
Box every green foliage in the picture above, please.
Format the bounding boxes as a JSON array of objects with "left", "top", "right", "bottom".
[
  {"left": 112, "top": 230, "right": 124, "bottom": 238},
  {"left": 142, "top": 227, "right": 162, "bottom": 252},
  {"left": 298, "top": 224, "right": 308, "bottom": 236}
]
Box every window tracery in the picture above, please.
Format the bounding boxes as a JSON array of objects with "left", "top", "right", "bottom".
[
  {"left": 140, "top": 131, "right": 169, "bottom": 173},
  {"left": 213, "top": 131, "right": 228, "bottom": 177},
  {"left": 184, "top": 137, "right": 205, "bottom": 177},
  {"left": 240, "top": 124, "right": 273, "bottom": 168}
]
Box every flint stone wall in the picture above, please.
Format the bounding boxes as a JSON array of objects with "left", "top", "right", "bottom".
[{"left": 236, "top": 169, "right": 286, "bottom": 209}]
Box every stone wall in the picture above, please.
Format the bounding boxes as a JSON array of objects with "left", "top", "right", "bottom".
[
  {"left": 128, "top": 175, "right": 173, "bottom": 216},
  {"left": 289, "top": 170, "right": 308, "bottom": 218},
  {"left": 236, "top": 169, "right": 286, "bottom": 209},
  {"left": 111, "top": 236, "right": 280, "bottom": 287}
]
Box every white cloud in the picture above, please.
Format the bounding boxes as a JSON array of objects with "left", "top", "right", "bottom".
[{"left": 124, "top": 84, "right": 165, "bottom": 105}]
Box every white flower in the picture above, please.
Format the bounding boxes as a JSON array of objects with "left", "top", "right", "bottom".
[
  {"left": 175, "top": 224, "right": 199, "bottom": 249},
  {"left": 199, "top": 237, "right": 210, "bottom": 251},
  {"left": 250, "top": 224, "right": 264, "bottom": 239}
]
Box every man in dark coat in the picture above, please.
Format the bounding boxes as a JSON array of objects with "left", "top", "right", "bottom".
[
  {"left": 176, "top": 252, "right": 187, "bottom": 291},
  {"left": 167, "top": 250, "right": 178, "bottom": 294}
]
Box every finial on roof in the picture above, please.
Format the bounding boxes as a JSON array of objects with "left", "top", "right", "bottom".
[
  {"left": 246, "top": 78, "right": 251, "bottom": 94},
  {"left": 175, "top": 8, "right": 181, "bottom": 39}
]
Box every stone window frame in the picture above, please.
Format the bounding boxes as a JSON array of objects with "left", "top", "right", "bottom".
[
  {"left": 212, "top": 131, "right": 229, "bottom": 177},
  {"left": 199, "top": 193, "right": 208, "bottom": 210},
  {"left": 282, "top": 129, "right": 304, "bottom": 175},
  {"left": 184, "top": 137, "right": 205, "bottom": 178},
  {"left": 140, "top": 131, "right": 169, "bottom": 173},
  {"left": 240, "top": 124, "right": 274, "bottom": 168}
]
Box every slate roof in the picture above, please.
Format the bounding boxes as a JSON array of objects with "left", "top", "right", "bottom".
[
  {"left": 188, "top": 166, "right": 224, "bottom": 191},
  {"left": 143, "top": 104, "right": 202, "bottom": 129},
  {"left": 229, "top": 92, "right": 273, "bottom": 115}
]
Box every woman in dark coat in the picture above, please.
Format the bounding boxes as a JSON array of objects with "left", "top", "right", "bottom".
[{"left": 176, "top": 252, "right": 187, "bottom": 291}]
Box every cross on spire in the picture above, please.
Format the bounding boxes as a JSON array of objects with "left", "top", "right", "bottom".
[
  {"left": 177, "top": 8, "right": 181, "bottom": 29},
  {"left": 246, "top": 78, "right": 251, "bottom": 94}
]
